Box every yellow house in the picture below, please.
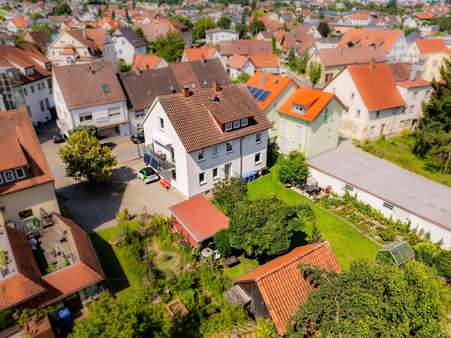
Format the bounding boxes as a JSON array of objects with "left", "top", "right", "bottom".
[
  {"left": 0, "top": 107, "right": 59, "bottom": 225},
  {"left": 408, "top": 39, "right": 450, "bottom": 81},
  {"left": 277, "top": 88, "right": 346, "bottom": 158}
]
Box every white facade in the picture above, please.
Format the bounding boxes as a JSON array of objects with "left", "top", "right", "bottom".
[
  {"left": 309, "top": 167, "right": 451, "bottom": 248},
  {"left": 229, "top": 61, "right": 255, "bottom": 79},
  {"left": 387, "top": 34, "right": 408, "bottom": 62},
  {"left": 21, "top": 78, "right": 54, "bottom": 126},
  {"left": 325, "top": 69, "right": 421, "bottom": 140},
  {"left": 206, "top": 30, "right": 239, "bottom": 44},
  {"left": 53, "top": 75, "right": 129, "bottom": 137},
  {"left": 112, "top": 32, "right": 146, "bottom": 65},
  {"left": 142, "top": 99, "right": 269, "bottom": 198},
  {"left": 396, "top": 84, "right": 431, "bottom": 127}
]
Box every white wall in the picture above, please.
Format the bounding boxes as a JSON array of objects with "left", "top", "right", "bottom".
[
  {"left": 206, "top": 31, "right": 239, "bottom": 44},
  {"left": 309, "top": 167, "right": 450, "bottom": 248},
  {"left": 22, "top": 77, "right": 53, "bottom": 125},
  {"left": 113, "top": 36, "right": 146, "bottom": 65}
]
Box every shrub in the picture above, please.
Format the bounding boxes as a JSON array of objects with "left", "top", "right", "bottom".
[
  {"left": 213, "top": 230, "right": 232, "bottom": 258},
  {"left": 212, "top": 177, "right": 248, "bottom": 216},
  {"left": 279, "top": 151, "right": 309, "bottom": 186},
  {"left": 0, "top": 309, "right": 15, "bottom": 331}
]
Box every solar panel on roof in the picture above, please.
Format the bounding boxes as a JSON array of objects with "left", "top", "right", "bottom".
[
  {"left": 259, "top": 91, "right": 270, "bottom": 101},
  {"left": 246, "top": 86, "right": 271, "bottom": 102}
]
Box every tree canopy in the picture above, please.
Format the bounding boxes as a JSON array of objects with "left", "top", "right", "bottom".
[
  {"left": 58, "top": 128, "right": 117, "bottom": 186},
  {"left": 279, "top": 151, "right": 309, "bottom": 186},
  {"left": 212, "top": 177, "right": 248, "bottom": 216},
  {"left": 151, "top": 32, "right": 185, "bottom": 63},
  {"left": 289, "top": 260, "right": 451, "bottom": 337},
  {"left": 193, "top": 17, "right": 216, "bottom": 41},
  {"left": 217, "top": 16, "right": 232, "bottom": 29},
  {"left": 249, "top": 17, "right": 266, "bottom": 36}
]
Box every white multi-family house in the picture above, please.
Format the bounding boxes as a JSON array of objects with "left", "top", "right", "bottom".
[
  {"left": 141, "top": 84, "right": 272, "bottom": 198},
  {"left": 53, "top": 61, "right": 129, "bottom": 138},
  {"left": 341, "top": 12, "right": 372, "bottom": 26},
  {"left": 206, "top": 28, "right": 239, "bottom": 44},
  {"left": 112, "top": 27, "right": 147, "bottom": 65},
  {"left": 339, "top": 29, "right": 407, "bottom": 62},
  {"left": 0, "top": 45, "right": 54, "bottom": 126},
  {"left": 229, "top": 54, "right": 280, "bottom": 79},
  {"left": 48, "top": 29, "right": 117, "bottom": 70},
  {"left": 324, "top": 63, "right": 428, "bottom": 140}
]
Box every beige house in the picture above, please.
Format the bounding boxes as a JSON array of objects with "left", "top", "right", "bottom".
[
  {"left": 0, "top": 107, "right": 59, "bottom": 226},
  {"left": 406, "top": 39, "right": 450, "bottom": 81},
  {"left": 277, "top": 88, "right": 345, "bottom": 157}
]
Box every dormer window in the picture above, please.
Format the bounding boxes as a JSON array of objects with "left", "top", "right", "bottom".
[
  {"left": 15, "top": 168, "right": 26, "bottom": 180},
  {"left": 225, "top": 122, "right": 233, "bottom": 131},
  {"left": 3, "top": 170, "right": 14, "bottom": 183},
  {"left": 198, "top": 150, "right": 205, "bottom": 161},
  {"left": 233, "top": 120, "right": 240, "bottom": 129},
  {"left": 25, "top": 67, "right": 34, "bottom": 76},
  {"left": 101, "top": 85, "right": 110, "bottom": 93},
  {"left": 241, "top": 118, "right": 248, "bottom": 127},
  {"left": 292, "top": 104, "right": 305, "bottom": 114}
]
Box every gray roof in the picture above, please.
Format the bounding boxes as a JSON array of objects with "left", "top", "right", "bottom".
[
  {"left": 115, "top": 27, "right": 146, "bottom": 48},
  {"left": 308, "top": 142, "right": 451, "bottom": 232}
]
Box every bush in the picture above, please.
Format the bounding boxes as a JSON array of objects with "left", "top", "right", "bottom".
[
  {"left": 0, "top": 309, "right": 15, "bottom": 331},
  {"left": 212, "top": 177, "right": 248, "bottom": 216},
  {"left": 213, "top": 230, "right": 232, "bottom": 258},
  {"left": 279, "top": 151, "right": 309, "bottom": 186}
]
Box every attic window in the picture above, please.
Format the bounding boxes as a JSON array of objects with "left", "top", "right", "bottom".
[
  {"left": 25, "top": 67, "right": 34, "bottom": 76},
  {"left": 233, "top": 120, "right": 241, "bottom": 129},
  {"left": 292, "top": 104, "right": 305, "bottom": 114},
  {"left": 101, "top": 85, "right": 110, "bottom": 93},
  {"left": 241, "top": 118, "right": 248, "bottom": 127},
  {"left": 225, "top": 122, "right": 233, "bottom": 131}
]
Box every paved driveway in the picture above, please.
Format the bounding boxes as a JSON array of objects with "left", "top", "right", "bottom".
[{"left": 37, "top": 122, "right": 184, "bottom": 232}]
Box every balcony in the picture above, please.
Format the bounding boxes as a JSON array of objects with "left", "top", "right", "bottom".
[{"left": 143, "top": 144, "right": 176, "bottom": 172}]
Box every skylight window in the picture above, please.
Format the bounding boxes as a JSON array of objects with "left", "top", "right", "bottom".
[{"left": 101, "top": 85, "right": 110, "bottom": 93}]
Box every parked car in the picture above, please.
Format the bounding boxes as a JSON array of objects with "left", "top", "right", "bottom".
[
  {"left": 131, "top": 130, "right": 145, "bottom": 144},
  {"left": 52, "top": 133, "right": 65, "bottom": 144},
  {"left": 137, "top": 167, "right": 159, "bottom": 184}
]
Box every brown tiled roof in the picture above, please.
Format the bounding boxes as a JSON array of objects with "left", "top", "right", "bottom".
[
  {"left": 54, "top": 61, "right": 126, "bottom": 110},
  {"left": 0, "top": 107, "right": 54, "bottom": 195},
  {"left": 120, "top": 58, "right": 229, "bottom": 112},
  {"left": 133, "top": 19, "right": 183, "bottom": 42},
  {"left": 236, "top": 242, "right": 341, "bottom": 335},
  {"left": 219, "top": 40, "right": 272, "bottom": 56},
  {"left": 249, "top": 54, "right": 279, "bottom": 68},
  {"left": 25, "top": 31, "right": 51, "bottom": 51},
  {"left": 339, "top": 29, "right": 403, "bottom": 54},
  {"left": 154, "top": 84, "right": 272, "bottom": 152},
  {"left": 132, "top": 54, "right": 164, "bottom": 71},
  {"left": 170, "top": 195, "right": 229, "bottom": 244},
  {"left": 229, "top": 54, "right": 249, "bottom": 69},
  {"left": 317, "top": 47, "right": 386, "bottom": 67},
  {"left": 282, "top": 32, "right": 315, "bottom": 53},
  {"left": 348, "top": 63, "right": 406, "bottom": 111},
  {"left": 64, "top": 30, "right": 97, "bottom": 49},
  {"left": 85, "top": 28, "right": 108, "bottom": 49},
  {"left": 183, "top": 47, "right": 217, "bottom": 62}
]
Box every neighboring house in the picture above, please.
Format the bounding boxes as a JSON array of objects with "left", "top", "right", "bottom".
[
  {"left": 47, "top": 29, "right": 117, "bottom": 70},
  {"left": 310, "top": 46, "right": 386, "bottom": 85},
  {"left": 339, "top": 29, "right": 407, "bottom": 62},
  {"left": 170, "top": 195, "right": 228, "bottom": 247},
  {"left": 53, "top": 61, "right": 129, "bottom": 138},
  {"left": 6, "top": 16, "right": 30, "bottom": 33},
  {"left": 120, "top": 58, "right": 229, "bottom": 133},
  {"left": 315, "top": 37, "right": 340, "bottom": 50},
  {"left": 206, "top": 28, "right": 239, "bottom": 44},
  {"left": 308, "top": 142, "right": 451, "bottom": 248},
  {"left": 112, "top": 27, "right": 147, "bottom": 65},
  {"left": 342, "top": 12, "right": 372, "bottom": 26},
  {"left": 403, "top": 16, "right": 419, "bottom": 29},
  {"left": 181, "top": 47, "right": 225, "bottom": 69},
  {"left": 0, "top": 107, "right": 59, "bottom": 226},
  {"left": 134, "top": 19, "right": 192, "bottom": 47},
  {"left": 0, "top": 32, "right": 14, "bottom": 46},
  {"left": 0, "top": 213, "right": 104, "bottom": 310},
  {"left": 141, "top": 84, "right": 272, "bottom": 198},
  {"left": 219, "top": 40, "right": 272, "bottom": 60},
  {"left": 277, "top": 88, "right": 345, "bottom": 157},
  {"left": 406, "top": 39, "right": 450, "bottom": 81},
  {"left": 281, "top": 30, "right": 316, "bottom": 58},
  {"left": 0, "top": 45, "right": 54, "bottom": 126},
  {"left": 246, "top": 72, "right": 298, "bottom": 139},
  {"left": 132, "top": 54, "right": 168, "bottom": 72},
  {"left": 226, "top": 242, "right": 341, "bottom": 335},
  {"left": 24, "top": 31, "right": 51, "bottom": 54},
  {"left": 229, "top": 54, "right": 280, "bottom": 79},
  {"left": 255, "top": 31, "right": 273, "bottom": 42},
  {"left": 324, "top": 63, "right": 412, "bottom": 140}
]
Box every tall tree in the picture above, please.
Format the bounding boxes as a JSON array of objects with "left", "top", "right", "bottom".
[
  {"left": 151, "top": 32, "right": 185, "bottom": 63},
  {"left": 308, "top": 60, "right": 322, "bottom": 87},
  {"left": 289, "top": 260, "right": 450, "bottom": 337},
  {"left": 279, "top": 151, "right": 309, "bottom": 186},
  {"left": 317, "top": 21, "right": 330, "bottom": 37},
  {"left": 287, "top": 48, "right": 297, "bottom": 70},
  {"left": 59, "top": 129, "right": 117, "bottom": 187},
  {"left": 193, "top": 17, "right": 216, "bottom": 41},
  {"left": 249, "top": 17, "right": 266, "bottom": 36},
  {"left": 217, "top": 16, "right": 231, "bottom": 29}
]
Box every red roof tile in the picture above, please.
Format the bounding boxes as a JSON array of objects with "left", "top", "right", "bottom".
[
  {"left": 236, "top": 242, "right": 341, "bottom": 335},
  {"left": 183, "top": 47, "right": 217, "bottom": 62},
  {"left": 132, "top": 54, "right": 164, "bottom": 71},
  {"left": 170, "top": 195, "right": 228, "bottom": 244},
  {"left": 229, "top": 54, "right": 249, "bottom": 69},
  {"left": 339, "top": 29, "right": 402, "bottom": 54},
  {"left": 348, "top": 63, "right": 406, "bottom": 111},
  {"left": 249, "top": 54, "right": 279, "bottom": 68},
  {"left": 415, "top": 39, "right": 448, "bottom": 54},
  {"left": 396, "top": 78, "right": 431, "bottom": 89}
]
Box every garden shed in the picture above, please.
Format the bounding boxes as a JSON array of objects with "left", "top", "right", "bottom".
[{"left": 376, "top": 240, "right": 415, "bottom": 266}]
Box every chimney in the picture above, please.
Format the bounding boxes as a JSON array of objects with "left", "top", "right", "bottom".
[{"left": 183, "top": 86, "right": 190, "bottom": 97}]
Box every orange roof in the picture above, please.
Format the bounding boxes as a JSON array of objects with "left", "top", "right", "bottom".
[
  {"left": 415, "top": 39, "right": 448, "bottom": 54},
  {"left": 170, "top": 195, "right": 229, "bottom": 244},
  {"left": 236, "top": 242, "right": 341, "bottom": 335},
  {"left": 11, "top": 17, "right": 30, "bottom": 29},
  {"left": 229, "top": 54, "right": 249, "bottom": 69},
  {"left": 132, "top": 54, "right": 163, "bottom": 71},
  {"left": 279, "top": 88, "right": 337, "bottom": 122},
  {"left": 339, "top": 29, "right": 402, "bottom": 54},
  {"left": 249, "top": 53, "right": 279, "bottom": 68},
  {"left": 183, "top": 47, "right": 217, "bottom": 62},
  {"left": 396, "top": 78, "right": 431, "bottom": 89},
  {"left": 246, "top": 72, "right": 297, "bottom": 110},
  {"left": 348, "top": 63, "right": 406, "bottom": 111},
  {"left": 346, "top": 12, "right": 370, "bottom": 20}
]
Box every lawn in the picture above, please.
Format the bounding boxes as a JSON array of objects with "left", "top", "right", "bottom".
[
  {"left": 224, "top": 256, "right": 259, "bottom": 280},
  {"left": 247, "top": 165, "right": 380, "bottom": 269},
  {"left": 354, "top": 135, "right": 451, "bottom": 188}
]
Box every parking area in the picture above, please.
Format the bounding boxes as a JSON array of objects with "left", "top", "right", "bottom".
[{"left": 37, "top": 121, "right": 185, "bottom": 233}]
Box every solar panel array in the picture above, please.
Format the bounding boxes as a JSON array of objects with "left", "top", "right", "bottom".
[{"left": 247, "top": 86, "right": 271, "bottom": 102}]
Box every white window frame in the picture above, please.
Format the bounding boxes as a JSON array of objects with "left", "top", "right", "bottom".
[
  {"left": 383, "top": 201, "right": 394, "bottom": 210},
  {"left": 14, "top": 168, "right": 26, "bottom": 179},
  {"left": 0, "top": 173, "right": 3, "bottom": 184},
  {"left": 233, "top": 120, "right": 240, "bottom": 129},
  {"left": 199, "top": 172, "right": 206, "bottom": 185},
  {"left": 212, "top": 144, "right": 219, "bottom": 157},
  {"left": 159, "top": 117, "right": 165, "bottom": 130},
  {"left": 255, "top": 132, "right": 262, "bottom": 144},
  {"left": 344, "top": 184, "right": 353, "bottom": 191},
  {"left": 198, "top": 150, "right": 205, "bottom": 162},
  {"left": 3, "top": 170, "right": 14, "bottom": 182},
  {"left": 255, "top": 152, "right": 261, "bottom": 164},
  {"left": 225, "top": 122, "right": 233, "bottom": 131},
  {"left": 212, "top": 167, "right": 219, "bottom": 180},
  {"left": 108, "top": 106, "right": 122, "bottom": 118},
  {"left": 226, "top": 142, "right": 233, "bottom": 153},
  {"left": 79, "top": 113, "right": 93, "bottom": 123},
  {"left": 241, "top": 118, "right": 248, "bottom": 127}
]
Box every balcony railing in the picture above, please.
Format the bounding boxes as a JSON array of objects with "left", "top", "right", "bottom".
[{"left": 143, "top": 144, "right": 176, "bottom": 172}]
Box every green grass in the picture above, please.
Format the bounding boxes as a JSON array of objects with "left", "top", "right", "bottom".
[
  {"left": 247, "top": 165, "right": 380, "bottom": 270},
  {"left": 224, "top": 256, "right": 260, "bottom": 280},
  {"left": 355, "top": 136, "right": 451, "bottom": 188}
]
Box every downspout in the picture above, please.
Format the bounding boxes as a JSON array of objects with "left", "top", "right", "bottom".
[{"left": 240, "top": 136, "right": 244, "bottom": 179}]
